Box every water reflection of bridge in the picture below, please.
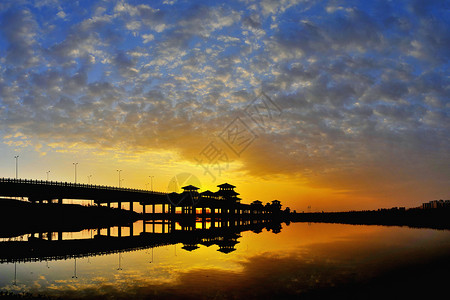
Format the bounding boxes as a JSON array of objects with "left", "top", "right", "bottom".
[{"left": 0, "top": 219, "right": 286, "bottom": 263}]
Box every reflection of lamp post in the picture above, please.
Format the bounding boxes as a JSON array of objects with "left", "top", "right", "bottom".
[
  {"left": 149, "top": 247, "right": 154, "bottom": 263},
  {"left": 149, "top": 176, "right": 154, "bottom": 191},
  {"left": 46, "top": 171, "right": 50, "bottom": 181},
  {"left": 13, "top": 262, "right": 17, "bottom": 285},
  {"left": 117, "top": 253, "right": 123, "bottom": 270},
  {"left": 72, "top": 258, "right": 78, "bottom": 278},
  {"left": 73, "top": 163, "right": 78, "bottom": 184},
  {"left": 14, "top": 156, "right": 19, "bottom": 179},
  {"left": 116, "top": 170, "right": 122, "bottom": 188}
]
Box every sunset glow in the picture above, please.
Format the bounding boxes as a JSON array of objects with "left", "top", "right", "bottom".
[{"left": 0, "top": 0, "right": 448, "bottom": 211}]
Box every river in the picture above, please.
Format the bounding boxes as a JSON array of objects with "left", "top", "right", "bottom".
[{"left": 1, "top": 221, "right": 449, "bottom": 299}]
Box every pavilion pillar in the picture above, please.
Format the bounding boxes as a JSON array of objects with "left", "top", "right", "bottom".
[
  {"left": 129, "top": 201, "right": 133, "bottom": 212},
  {"left": 170, "top": 219, "right": 175, "bottom": 232},
  {"left": 118, "top": 201, "right": 122, "bottom": 209}
]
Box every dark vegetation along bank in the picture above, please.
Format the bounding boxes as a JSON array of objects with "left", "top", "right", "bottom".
[
  {"left": 0, "top": 199, "right": 139, "bottom": 238},
  {"left": 290, "top": 207, "right": 450, "bottom": 230}
]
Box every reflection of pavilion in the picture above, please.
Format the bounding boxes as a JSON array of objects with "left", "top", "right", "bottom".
[
  {"left": 0, "top": 218, "right": 286, "bottom": 262},
  {"left": 181, "top": 243, "right": 199, "bottom": 252},
  {"left": 216, "top": 233, "right": 241, "bottom": 254}
]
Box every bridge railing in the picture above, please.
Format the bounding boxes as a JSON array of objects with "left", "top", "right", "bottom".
[{"left": 0, "top": 177, "right": 167, "bottom": 195}]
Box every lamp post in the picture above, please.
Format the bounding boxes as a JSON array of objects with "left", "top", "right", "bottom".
[
  {"left": 149, "top": 176, "right": 154, "bottom": 191},
  {"left": 73, "top": 163, "right": 78, "bottom": 183},
  {"left": 117, "top": 170, "right": 122, "bottom": 188},
  {"left": 46, "top": 171, "right": 50, "bottom": 181},
  {"left": 87, "top": 175, "right": 92, "bottom": 184},
  {"left": 14, "top": 156, "right": 19, "bottom": 179}
]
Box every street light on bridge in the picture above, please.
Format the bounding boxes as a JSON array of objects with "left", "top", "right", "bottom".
[
  {"left": 117, "top": 170, "right": 122, "bottom": 188},
  {"left": 88, "top": 174, "right": 92, "bottom": 184},
  {"left": 46, "top": 170, "right": 50, "bottom": 181},
  {"left": 14, "top": 156, "right": 19, "bottom": 179},
  {"left": 149, "top": 175, "right": 154, "bottom": 191},
  {"left": 73, "top": 163, "right": 78, "bottom": 184}
]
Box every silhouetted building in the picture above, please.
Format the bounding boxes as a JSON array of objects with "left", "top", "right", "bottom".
[
  {"left": 182, "top": 185, "right": 200, "bottom": 192},
  {"left": 250, "top": 200, "right": 264, "bottom": 214},
  {"left": 422, "top": 200, "right": 450, "bottom": 209},
  {"left": 200, "top": 190, "right": 217, "bottom": 199},
  {"left": 271, "top": 200, "right": 282, "bottom": 211},
  {"left": 215, "top": 183, "right": 240, "bottom": 203},
  {"left": 180, "top": 185, "right": 200, "bottom": 204}
]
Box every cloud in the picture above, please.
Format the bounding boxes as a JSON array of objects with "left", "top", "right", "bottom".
[
  {"left": 0, "top": 0, "right": 448, "bottom": 205},
  {"left": 0, "top": 8, "right": 39, "bottom": 68}
]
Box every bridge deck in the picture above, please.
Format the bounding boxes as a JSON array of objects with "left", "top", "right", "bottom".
[{"left": 0, "top": 177, "right": 168, "bottom": 204}]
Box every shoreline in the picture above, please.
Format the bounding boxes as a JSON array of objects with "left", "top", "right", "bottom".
[{"left": 289, "top": 208, "right": 450, "bottom": 230}]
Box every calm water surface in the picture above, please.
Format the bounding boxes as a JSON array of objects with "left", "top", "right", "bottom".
[{"left": 1, "top": 222, "right": 450, "bottom": 299}]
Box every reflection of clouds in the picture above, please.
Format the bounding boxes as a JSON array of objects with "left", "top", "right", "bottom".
[
  {"left": 20, "top": 238, "right": 450, "bottom": 299},
  {"left": 2, "top": 226, "right": 450, "bottom": 299}
]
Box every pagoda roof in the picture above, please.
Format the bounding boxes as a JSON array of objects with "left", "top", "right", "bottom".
[
  {"left": 217, "top": 247, "right": 236, "bottom": 254},
  {"left": 217, "top": 183, "right": 236, "bottom": 189},
  {"left": 182, "top": 185, "right": 200, "bottom": 191},
  {"left": 200, "top": 190, "right": 216, "bottom": 196},
  {"left": 215, "top": 190, "right": 239, "bottom": 196},
  {"left": 181, "top": 244, "right": 199, "bottom": 251}
]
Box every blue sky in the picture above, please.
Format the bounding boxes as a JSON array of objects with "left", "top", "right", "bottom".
[{"left": 0, "top": 0, "right": 448, "bottom": 210}]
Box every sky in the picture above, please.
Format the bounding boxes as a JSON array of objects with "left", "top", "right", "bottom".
[{"left": 0, "top": 0, "right": 448, "bottom": 211}]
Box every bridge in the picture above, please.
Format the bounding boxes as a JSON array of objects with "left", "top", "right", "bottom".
[
  {"left": 0, "top": 178, "right": 278, "bottom": 216},
  {"left": 0, "top": 177, "right": 169, "bottom": 212}
]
